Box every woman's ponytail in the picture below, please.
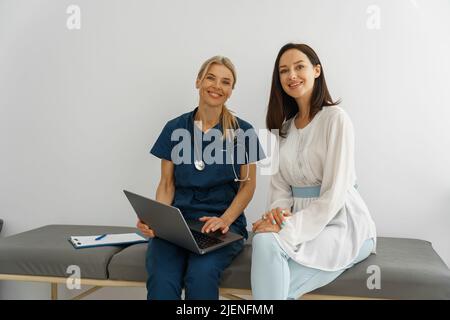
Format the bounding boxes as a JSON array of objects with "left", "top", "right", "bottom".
[{"left": 221, "top": 105, "right": 238, "bottom": 140}]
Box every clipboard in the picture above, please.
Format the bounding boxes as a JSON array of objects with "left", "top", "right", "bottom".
[{"left": 69, "top": 233, "right": 148, "bottom": 249}]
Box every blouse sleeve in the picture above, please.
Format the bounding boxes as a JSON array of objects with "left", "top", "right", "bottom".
[{"left": 278, "top": 110, "right": 357, "bottom": 247}]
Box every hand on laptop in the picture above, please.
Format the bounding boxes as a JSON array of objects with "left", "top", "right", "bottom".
[
  {"left": 136, "top": 219, "right": 155, "bottom": 238},
  {"left": 199, "top": 216, "right": 230, "bottom": 234}
]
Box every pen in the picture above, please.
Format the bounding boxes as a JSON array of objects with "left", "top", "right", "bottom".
[{"left": 95, "top": 234, "right": 107, "bottom": 241}]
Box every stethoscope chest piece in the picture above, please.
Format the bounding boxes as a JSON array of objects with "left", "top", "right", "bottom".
[{"left": 194, "top": 159, "right": 205, "bottom": 171}]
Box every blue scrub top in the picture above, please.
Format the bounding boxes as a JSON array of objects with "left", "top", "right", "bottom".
[{"left": 150, "top": 107, "right": 265, "bottom": 239}]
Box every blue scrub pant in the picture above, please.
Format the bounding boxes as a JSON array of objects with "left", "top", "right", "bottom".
[
  {"left": 146, "top": 237, "right": 244, "bottom": 300},
  {"left": 251, "top": 233, "right": 375, "bottom": 300}
]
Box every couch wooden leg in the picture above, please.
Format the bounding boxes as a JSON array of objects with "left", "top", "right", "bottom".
[
  {"left": 51, "top": 283, "right": 58, "bottom": 300},
  {"left": 72, "top": 286, "right": 102, "bottom": 300},
  {"left": 221, "top": 293, "right": 246, "bottom": 300},
  {"left": 219, "top": 288, "right": 251, "bottom": 300}
]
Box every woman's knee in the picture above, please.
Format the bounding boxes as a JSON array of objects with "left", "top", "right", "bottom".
[{"left": 252, "top": 232, "right": 281, "bottom": 255}]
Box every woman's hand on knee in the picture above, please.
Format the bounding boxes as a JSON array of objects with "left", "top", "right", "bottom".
[
  {"left": 270, "top": 208, "right": 291, "bottom": 227},
  {"left": 252, "top": 208, "right": 291, "bottom": 233},
  {"left": 253, "top": 219, "right": 281, "bottom": 233},
  {"left": 136, "top": 219, "right": 155, "bottom": 238},
  {"left": 252, "top": 218, "right": 265, "bottom": 232},
  {"left": 256, "top": 208, "right": 291, "bottom": 229}
]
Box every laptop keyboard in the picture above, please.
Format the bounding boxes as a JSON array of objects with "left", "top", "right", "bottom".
[{"left": 191, "top": 230, "right": 224, "bottom": 249}]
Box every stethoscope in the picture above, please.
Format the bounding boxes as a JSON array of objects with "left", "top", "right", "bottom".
[{"left": 193, "top": 128, "right": 250, "bottom": 182}]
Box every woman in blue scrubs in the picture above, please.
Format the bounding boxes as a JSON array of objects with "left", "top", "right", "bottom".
[{"left": 137, "top": 56, "right": 264, "bottom": 300}]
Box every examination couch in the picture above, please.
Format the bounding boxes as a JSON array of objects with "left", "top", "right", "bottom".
[{"left": 0, "top": 224, "right": 449, "bottom": 300}]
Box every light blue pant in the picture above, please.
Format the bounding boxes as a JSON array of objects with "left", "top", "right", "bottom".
[{"left": 251, "top": 233, "right": 375, "bottom": 300}]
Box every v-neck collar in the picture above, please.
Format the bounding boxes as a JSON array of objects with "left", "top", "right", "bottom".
[
  {"left": 291, "top": 108, "right": 324, "bottom": 133},
  {"left": 190, "top": 107, "right": 223, "bottom": 134}
]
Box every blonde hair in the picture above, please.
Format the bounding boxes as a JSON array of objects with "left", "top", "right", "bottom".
[{"left": 197, "top": 56, "right": 238, "bottom": 140}]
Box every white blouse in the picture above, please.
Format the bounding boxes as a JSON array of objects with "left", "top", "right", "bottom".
[{"left": 268, "top": 106, "right": 377, "bottom": 271}]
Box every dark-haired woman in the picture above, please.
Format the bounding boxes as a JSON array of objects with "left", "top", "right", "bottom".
[{"left": 251, "top": 44, "right": 377, "bottom": 299}]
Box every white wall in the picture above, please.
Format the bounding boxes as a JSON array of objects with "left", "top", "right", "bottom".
[{"left": 1, "top": 0, "right": 449, "bottom": 299}]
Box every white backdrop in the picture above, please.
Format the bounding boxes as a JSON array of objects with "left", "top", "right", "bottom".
[{"left": 1, "top": 0, "right": 449, "bottom": 299}]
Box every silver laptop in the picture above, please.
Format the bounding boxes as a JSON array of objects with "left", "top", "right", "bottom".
[{"left": 123, "top": 190, "right": 243, "bottom": 255}]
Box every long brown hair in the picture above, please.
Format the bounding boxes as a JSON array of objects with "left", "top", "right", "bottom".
[
  {"left": 197, "top": 56, "right": 238, "bottom": 140},
  {"left": 266, "top": 43, "right": 340, "bottom": 137}
]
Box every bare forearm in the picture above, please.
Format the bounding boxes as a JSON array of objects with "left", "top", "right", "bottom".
[
  {"left": 221, "top": 183, "right": 255, "bottom": 226},
  {"left": 155, "top": 182, "right": 175, "bottom": 206}
]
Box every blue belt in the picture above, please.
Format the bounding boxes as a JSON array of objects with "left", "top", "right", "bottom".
[{"left": 291, "top": 184, "right": 358, "bottom": 198}]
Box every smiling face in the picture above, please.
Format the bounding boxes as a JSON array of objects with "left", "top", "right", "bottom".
[
  {"left": 196, "top": 63, "right": 234, "bottom": 108},
  {"left": 278, "top": 49, "right": 321, "bottom": 100}
]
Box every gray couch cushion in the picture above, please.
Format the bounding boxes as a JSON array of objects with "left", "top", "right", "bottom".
[
  {"left": 108, "top": 242, "right": 148, "bottom": 282},
  {"left": 109, "top": 234, "right": 450, "bottom": 299},
  {"left": 312, "top": 237, "right": 450, "bottom": 299},
  {"left": 0, "top": 225, "right": 140, "bottom": 280},
  {"left": 2, "top": 225, "right": 449, "bottom": 299},
  {"left": 220, "top": 235, "right": 253, "bottom": 289}
]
